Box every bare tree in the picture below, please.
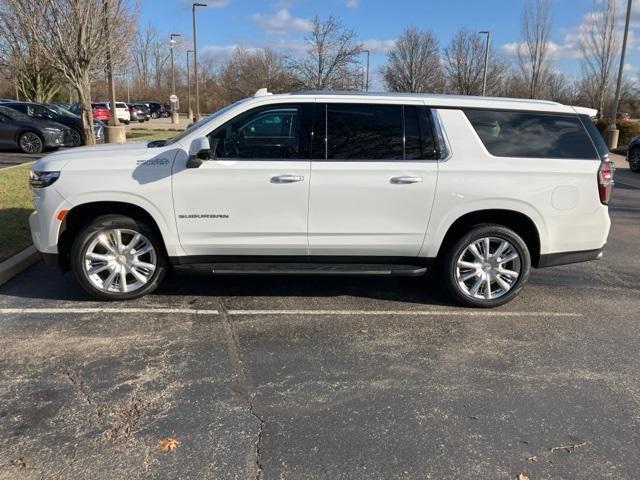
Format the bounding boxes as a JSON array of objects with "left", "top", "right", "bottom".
[
  {"left": 517, "top": 0, "right": 552, "bottom": 99},
  {"left": 288, "top": 16, "right": 363, "bottom": 90},
  {"left": 133, "top": 24, "right": 157, "bottom": 90},
  {"left": 0, "top": 5, "right": 61, "bottom": 102},
  {"left": 382, "top": 27, "right": 442, "bottom": 93},
  {"left": 2, "top": 0, "right": 136, "bottom": 143},
  {"left": 219, "top": 47, "right": 300, "bottom": 102},
  {"left": 442, "top": 28, "right": 508, "bottom": 96},
  {"left": 579, "top": 0, "right": 618, "bottom": 117}
]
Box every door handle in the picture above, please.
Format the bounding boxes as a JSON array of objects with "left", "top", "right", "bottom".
[
  {"left": 271, "top": 175, "right": 305, "bottom": 183},
  {"left": 390, "top": 176, "right": 423, "bottom": 184}
]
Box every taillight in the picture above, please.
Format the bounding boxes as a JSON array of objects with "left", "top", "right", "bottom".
[{"left": 598, "top": 160, "right": 614, "bottom": 205}]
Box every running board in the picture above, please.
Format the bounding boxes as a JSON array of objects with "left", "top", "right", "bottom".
[{"left": 173, "top": 262, "right": 427, "bottom": 277}]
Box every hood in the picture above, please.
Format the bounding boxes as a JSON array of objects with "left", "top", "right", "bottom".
[
  {"left": 33, "top": 141, "right": 152, "bottom": 172},
  {"left": 33, "top": 119, "right": 71, "bottom": 131}
]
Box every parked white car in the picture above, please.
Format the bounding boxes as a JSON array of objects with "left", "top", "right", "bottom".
[
  {"left": 29, "top": 89, "right": 613, "bottom": 307},
  {"left": 100, "top": 101, "right": 130, "bottom": 125}
]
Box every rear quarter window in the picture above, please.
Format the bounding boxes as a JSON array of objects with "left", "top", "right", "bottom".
[{"left": 464, "top": 109, "right": 599, "bottom": 160}]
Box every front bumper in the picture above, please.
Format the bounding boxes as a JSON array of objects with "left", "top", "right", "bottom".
[{"left": 42, "top": 130, "right": 66, "bottom": 148}]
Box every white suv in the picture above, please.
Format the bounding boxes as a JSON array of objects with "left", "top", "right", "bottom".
[
  {"left": 100, "top": 102, "right": 131, "bottom": 125},
  {"left": 28, "top": 89, "right": 613, "bottom": 307}
]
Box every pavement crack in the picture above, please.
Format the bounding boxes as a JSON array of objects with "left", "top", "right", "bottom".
[{"left": 218, "top": 300, "right": 265, "bottom": 480}]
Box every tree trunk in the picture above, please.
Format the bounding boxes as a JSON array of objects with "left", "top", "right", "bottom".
[{"left": 76, "top": 73, "right": 95, "bottom": 145}]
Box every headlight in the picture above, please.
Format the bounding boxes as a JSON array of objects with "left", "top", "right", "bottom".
[
  {"left": 29, "top": 170, "right": 60, "bottom": 189},
  {"left": 44, "top": 127, "right": 63, "bottom": 133}
]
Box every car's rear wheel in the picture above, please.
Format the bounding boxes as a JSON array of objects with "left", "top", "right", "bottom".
[
  {"left": 629, "top": 147, "right": 640, "bottom": 172},
  {"left": 151, "top": 112, "right": 159, "bottom": 119},
  {"left": 442, "top": 224, "right": 531, "bottom": 308},
  {"left": 18, "top": 131, "right": 43, "bottom": 154},
  {"left": 70, "top": 215, "right": 166, "bottom": 300}
]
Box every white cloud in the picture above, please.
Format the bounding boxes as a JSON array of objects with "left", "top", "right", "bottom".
[
  {"left": 250, "top": 9, "right": 313, "bottom": 35},
  {"left": 362, "top": 38, "right": 396, "bottom": 54},
  {"left": 500, "top": 40, "right": 582, "bottom": 60},
  {"left": 345, "top": 0, "right": 360, "bottom": 7}
]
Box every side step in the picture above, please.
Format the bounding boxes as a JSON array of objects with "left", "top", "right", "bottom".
[{"left": 173, "top": 262, "right": 427, "bottom": 277}]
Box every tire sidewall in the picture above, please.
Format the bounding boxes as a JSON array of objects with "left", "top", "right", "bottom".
[
  {"left": 70, "top": 215, "right": 166, "bottom": 301},
  {"left": 629, "top": 147, "right": 640, "bottom": 172},
  {"left": 19, "top": 132, "right": 43, "bottom": 154},
  {"left": 444, "top": 224, "right": 531, "bottom": 308}
]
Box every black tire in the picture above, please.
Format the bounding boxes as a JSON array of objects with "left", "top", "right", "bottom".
[
  {"left": 629, "top": 147, "right": 640, "bottom": 172},
  {"left": 70, "top": 128, "right": 83, "bottom": 147},
  {"left": 18, "top": 131, "right": 44, "bottom": 154},
  {"left": 442, "top": 224, "right": 531, "bottom": 308},
  {"left": 70, "top": 214, "right": 167, "bottom": 301},
  {"left": 151, "top": 112, "right": 159, "bottom": 119},
  {"left": 123, "top": 120, "right": 130, "bottom": 125}
]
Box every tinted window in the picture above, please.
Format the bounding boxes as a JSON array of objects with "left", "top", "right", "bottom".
[
  {"left": 208, "top": 104, "right": 306, "bottom": 159},
  {"left": 464, "top": 109, "right": 598, "bottom": 159},
  {"left": 310, "top": 104, "right": 326, "bottom": 159},
  {"left": 579, "top": 114, "right": 608, "bottom": 159},
  {"left": 405, "top": 106, "right": 437, "bottom": 160},
  {"left": 327, "top": 104, "right": 403, "bottom": 160}
]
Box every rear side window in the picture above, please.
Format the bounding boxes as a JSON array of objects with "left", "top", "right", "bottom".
[
  {"left": 116, "top": 103, "right": 127, "bottom": 109},
  {"left": 327, "top": 104, "right": 403, "bottom": 160},
  {"left": 464, "top": 109, "right": 598, "bottom": 159},
  {"left": 578, "top": 114, "right": 609, "bottom": 160},
  {"left": 313, "top": 103, "right": 437, "bottom": 161}
]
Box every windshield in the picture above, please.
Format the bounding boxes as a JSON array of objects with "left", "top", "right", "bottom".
[
  {"left": 0, "top": 106, "right": 31, "bottom": 122},
  {"left": 47, "top": 104, "right": 78, "bottom": 118},
  {"left": 163, "top": 100, "right": 246, "bottom": 147}
]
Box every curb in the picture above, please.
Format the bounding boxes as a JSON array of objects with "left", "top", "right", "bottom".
[{"left": 0, "top": 246, "right": 40, "bottom": 287}]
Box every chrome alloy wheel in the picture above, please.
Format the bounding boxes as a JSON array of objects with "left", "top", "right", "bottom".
[
  {"left": 19, "top": 133, "right": 42, "bottom": 153},
  {"left": 83, "top": 228, "right": 157, "bottom": 294},
  {"left": 455, "top": 237, "right": 522, "bottom": 300}
]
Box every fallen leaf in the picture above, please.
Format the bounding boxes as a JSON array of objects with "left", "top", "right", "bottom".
[
  {"left": 527, "top": 455, "right": 538, "bottom": 462},
  {"left": 157, "top": 437, "right": 179, "bottom": 452},
  {"left": 516, "top": 474, "right": 530, "bottom": 480},
  {"left": 12, "top": 457, "right": 26, "bottom": 468},
  {"left": 358, "top": 329, "right": 369, "bottom": 334}
]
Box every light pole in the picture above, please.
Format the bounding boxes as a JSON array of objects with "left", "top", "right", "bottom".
[
  {"left": 103, "top": 0, "right": 125, "bottom": 144},
  {"left": 479, "top": 31, "right": 491, "bottom": 96},
  {"left": 187, "top": 49, "right": 195, "bottom": 121},
  {"left": 606, "top": 0, "right": 633, "bottom": 149},
  {"left": 362, "top": 49, "right": 370, "bottom": 92},
  {"left": 170, "top": 33, "right": 181, "bottom": 124},
  {"left": 192, "top": 3, "right": 206, "bottom": 119}
]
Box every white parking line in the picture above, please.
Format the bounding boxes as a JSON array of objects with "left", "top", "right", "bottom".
[
  {"left": 0, "top": 307, "right": 582, "bottom": 318},
  {"left": 0, "top": 308, "right": 219, "bottom": 315},
  {"left": 228, "top": 309, "right": 582, "bottom": 317}
]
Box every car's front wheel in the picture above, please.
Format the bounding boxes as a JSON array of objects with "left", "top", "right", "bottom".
[
  {"left": 442, "top": 224, "right": 531, "bottom": 308},
  {"left": 18, "top": 131, "right": 43, "bottom": 154},
  {"left": 70, "top": 215, "right": 166, "bottom": 300},
  {"left": 70, "top": 128, "right": 83, "bottom": 147},
  {"left": 629, "top": 147, "right": 640, "bottom": 172}
]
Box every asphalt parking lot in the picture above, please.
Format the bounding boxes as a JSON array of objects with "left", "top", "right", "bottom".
[{"left": 1, "top": 165, "right": 639, "bottom": 479}]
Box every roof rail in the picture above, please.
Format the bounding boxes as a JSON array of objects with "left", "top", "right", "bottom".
[{"left": 254, "top": 88, "right": 272, "bottom": 97}]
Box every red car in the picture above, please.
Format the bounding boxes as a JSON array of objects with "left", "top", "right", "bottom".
[{"left": 91, "top": 103, "right": 110, "bottom": 122}]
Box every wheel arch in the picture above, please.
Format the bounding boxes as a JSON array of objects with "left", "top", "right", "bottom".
[
  {"left": 57, "top": 201, "right": 169, "bottom": 272},
  {"left": 435, "top": 209, "right": 542, "bottom": 267}
]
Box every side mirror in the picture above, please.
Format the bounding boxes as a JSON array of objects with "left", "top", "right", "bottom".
[{"left": 187, "top": 137, "right": 211, "bottom": 169}]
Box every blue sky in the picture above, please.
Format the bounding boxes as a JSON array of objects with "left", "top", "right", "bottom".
[{"left": 140, "top": 0, "right": 640, "bottom": 89}]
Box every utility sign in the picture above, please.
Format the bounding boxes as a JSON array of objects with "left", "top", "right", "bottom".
[{"left": 170, "top": 94, "right": 178, "bottom": 103}]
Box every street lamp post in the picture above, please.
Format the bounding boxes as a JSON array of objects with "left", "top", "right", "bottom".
[
  {"left": 362, "top": 49, "right": 370, "bottom": 92},
  {"left": 170, "top": 33, "right": 181, "bottom": 124},
  {"left": 606, "top": 0, "right": 633, "bottom": 149},
  {"left": 103, "top": 0, "right": 125, "bottom": 144},
  {"left": 479, "top": 31, "right": 491, "bottom": 96},
  {"left": 187, "top": 49, "right": 195, "bottom": 121},
  {"left": 192, "top": 3, "right": 206, "bottom": 120}
]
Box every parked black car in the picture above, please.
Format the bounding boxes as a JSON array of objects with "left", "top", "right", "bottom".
[
  {"left": 140, "top": 101, "right": 168, "bottom": 119},
  {"left": 0, "top": 105, "right": 69, "bottom": 153},
  {"left": 130, "top": 103, "right": 151, "bottom": 122},
  {"left": 3, "top": 101, "right": 85, "bottom": 146},
  {"left": 626, "top": 135, "right": 640, "bottom": 172}
]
